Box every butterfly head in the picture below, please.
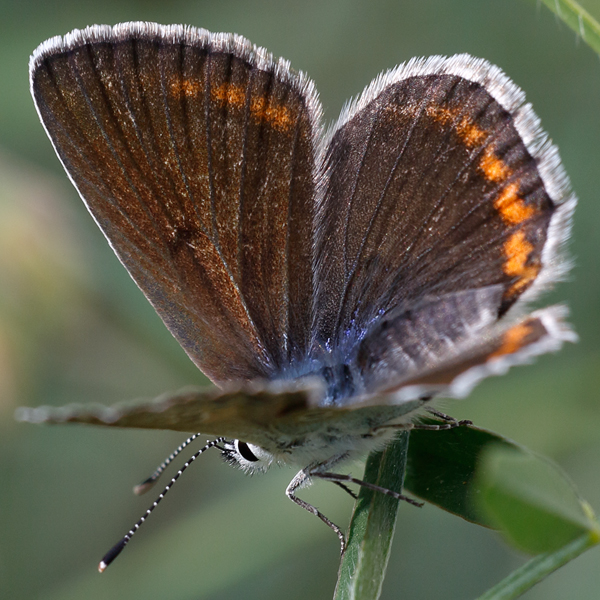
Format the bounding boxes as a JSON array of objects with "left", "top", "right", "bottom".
[{"left": 221, "top": 439, "right": 275, "bottom": 474}]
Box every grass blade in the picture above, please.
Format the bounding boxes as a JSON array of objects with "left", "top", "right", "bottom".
[
  {"left": 476, "top": 532, "right": 600, "bottom": 600},
  {"left": 539, "top": 0, "right": 600, "bottom": 55},
  {"left": 334, "top": 431, "right": 410, "bottom": 600}
]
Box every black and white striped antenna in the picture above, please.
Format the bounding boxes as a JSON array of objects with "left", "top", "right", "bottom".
[
  {"left": 99, "top": 436, "right": 226, "bottom": 573},
  {"left": 133, "top": 432, "right": 210, "bottom": 495}
]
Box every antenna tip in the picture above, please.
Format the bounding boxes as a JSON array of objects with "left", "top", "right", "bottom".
[
  {"left": 133, "top": 479, "right": 155, "bottom": 495},
  {"left": 99, "top": 538, "right": 127, "bottom": 572}
]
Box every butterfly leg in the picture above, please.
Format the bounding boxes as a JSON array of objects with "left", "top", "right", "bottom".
[
  {"left": 418, "top": 407, "right": 473, "bottom": 430},
  {"left": 286, "top": 455, "right": 349, "bottom": 554},
  {"left": 372, "top": 412, "right": 471, "bottom": 433},
  {"left": 311, "top": 472, "right": 424, "bottom": 508},
  {"left": 376, "top": 408, "right": 473, "bottom": 431},
  {"left": 332, "top": 481, "right": 358, "bottom": 499}
]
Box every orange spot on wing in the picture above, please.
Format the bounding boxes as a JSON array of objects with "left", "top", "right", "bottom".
[
  {"left": 171, "top": 80, "right": 203, "bottom": 97},
  {"left": 171, "top": 80, "right": 293, "bottom": 130},
  {"left": 455, "top": 116, "right": 487, "bottom": 147},
  {"left": 503, "top": 230, "right": 533, "bottom": 275},
  {"left": 494, "top": 182, "right": 537, "bottom": 225},
  {"left": 211, "top": 82, "right": 246, "bottom": 108},
  {"left": 425, "top": 106, "right": 487, "bottom": 148},
  {"left": 503, "top": 230, "right": 541, "bottom": 295},
  {"left": 488, "top": 322, "right": 534, "bottom": 359},
  {"left": 480, "top": 147, "right": 511, "bottom": 183},
  {"left": 249, "top": 96, "right": 293, "bottom": 131},
  {"left": 211, "top": 83, "right": 293, "bottom": 131}
]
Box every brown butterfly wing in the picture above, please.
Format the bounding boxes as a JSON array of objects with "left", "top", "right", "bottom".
[
  {"left": 30, "top": 24, "right": 319, "bottom": 384},
  {"left": 14, "top": 304, "right": 575, "bottom": 446},
  {"left": 355, "top": 295, "right": 577, "bottom": 400},
  {"left": 313, "top": 56, "right": 574, "bottom": 352},
  {"left": 14, "top": 382, "right": 425, "bottom": 450}
]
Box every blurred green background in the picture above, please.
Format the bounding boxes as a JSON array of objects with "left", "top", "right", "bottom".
[{"left": 1, "top": 0, "right": 599, "bottom": 598}]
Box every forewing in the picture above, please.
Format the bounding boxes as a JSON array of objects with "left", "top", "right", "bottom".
[
  {"left": 30, "top": 23, "right": 320, "bottom": 384},
  {"left": 313, "top": 55, "right": 575, "bottom": 351}
]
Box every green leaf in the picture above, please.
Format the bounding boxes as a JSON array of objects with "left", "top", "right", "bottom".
[
  {"left": 334, "top": 431, "right": 409, "bottom": 600},
  {"left": 475, "top": 445, "right": 600, "bottom": 554},
  {"left": 404, "top": 422, "right": 518, "bottom": 526},
  {"left": 539, "top": 0, "right": 600, "bottom": 56}
]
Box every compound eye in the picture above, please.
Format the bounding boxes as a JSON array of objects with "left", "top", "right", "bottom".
[{"left": 235, "top": 440, "right": 259, "bottom": 462}]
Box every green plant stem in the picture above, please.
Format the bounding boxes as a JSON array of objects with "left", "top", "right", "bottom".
[
  {"left": 334, "top": 431, "right": 410, "bottom": 600},
  {"left": 476, "top": 531, "right": 600, "bottom": 600},
  {"left": 539, "top": 0, "right": 600, "bottom": 55}
]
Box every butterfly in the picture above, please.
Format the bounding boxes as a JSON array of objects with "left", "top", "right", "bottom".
[{"left": 19, "top": 22, "right": 576, "bottom": 568}]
